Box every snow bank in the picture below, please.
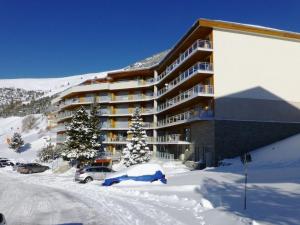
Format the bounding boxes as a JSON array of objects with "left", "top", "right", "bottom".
[
  {"left": 250, "top": 133, "right": 300, "bottom": 168},
  {"left": 107, "top": 163, "right": 165, "bottom": 179}
]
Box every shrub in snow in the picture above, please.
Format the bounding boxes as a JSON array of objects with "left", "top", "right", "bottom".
[
  {"left": 38, "top": 144, "right": 61, "bottom": 162},
  {"left": 122, "top": 107, "right": 151, "bottom": 167},
  {"left": 22, "top": 114, "right": 38, "bottom": 132},
  {"left": 61, "top": 106, "right": 101, "bottom": 162},
  {"left": 9, "top": 132, "right": 24, "bottom": 152}
]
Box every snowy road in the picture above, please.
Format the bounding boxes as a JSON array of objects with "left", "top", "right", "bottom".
[
  {"left": 0, "top": 169, "right": 209, "bottom": 225},
  {"left": 0, "top": 173, "right": 109, "bottom": 225}
]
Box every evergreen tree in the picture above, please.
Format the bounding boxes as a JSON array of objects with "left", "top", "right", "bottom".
[
  {"left": 62, "top": 107, "right": 99, "bottom": 162},
  {"left": 9, "top": 132, "right": 24, "bottom": 152},
  {"left": 122, "top": 107, "right": 151, "bottom": 167},
  {"left": 88, "top": 102, "right": 102, "bottom": 153}
]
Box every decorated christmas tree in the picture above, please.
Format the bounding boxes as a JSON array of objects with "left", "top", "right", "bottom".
[{"left": 122, "top": 107, "right": 151, "bottom": 167}]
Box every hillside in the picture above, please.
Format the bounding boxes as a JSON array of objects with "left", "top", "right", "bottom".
[
  {"left": 0, "top": 50, "right": 169, "bottom": 118},
  {"left": 0, "top": 114, "right": 55, "bottom": 162},
  {"left": 0, "top": 49, "right": 168, "bottom": 97},
  {"left": 124, "top": 50, "right": 169, "bottom": 70},
  {"left": 0, "top": 72, "right": 108, "bottom": 95}
]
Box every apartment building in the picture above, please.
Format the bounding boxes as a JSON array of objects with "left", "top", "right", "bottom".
[{"left": 52, "top": 19, "right": 300, "bottom": 166}]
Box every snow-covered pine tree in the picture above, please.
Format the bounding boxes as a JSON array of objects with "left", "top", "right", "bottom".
[
  {"left": 9, "top": 132, "right": 24, "bottom": 152},
  {"left": 62, "top": 106, "right": 98, "bottom": 162},
  {"left": 122, "top": 107, "right": 151, "bottom": 167},
  {"left": 88, "top": 102, "right": 102, "bottom": 153}
]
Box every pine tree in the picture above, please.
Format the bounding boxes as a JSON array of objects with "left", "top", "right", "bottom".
[
  {"left": 9, "top": 132, "right": 24, "bottom": 152},
  {"left": 122, "top": 107, "right": 151, "bottom": 167},
  {"left": 62, "top": 107, "right": 99, "bottom": 162},
  {"left": 88, "top": 102, "right": 102, "bottom": 153}
]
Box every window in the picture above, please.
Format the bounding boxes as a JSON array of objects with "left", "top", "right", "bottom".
[{"left": 184, "top": 128, "right": 191, "bottom": 142}]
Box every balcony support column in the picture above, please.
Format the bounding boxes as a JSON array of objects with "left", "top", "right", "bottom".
[{"left": 152, "top": 70, "right": 158, "bottom": 157}]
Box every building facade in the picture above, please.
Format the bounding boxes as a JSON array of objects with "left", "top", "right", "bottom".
[{"left": 52, "top": 19, "right": 300, "bottom": 166}]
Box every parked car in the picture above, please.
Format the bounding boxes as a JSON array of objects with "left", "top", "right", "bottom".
[
  {"left": 0, "top": 159, "right": 14, "bottom": 167},
  {"left": 17, "top": 163, "right": 49, "bottom": 174},
  {"left": 0, "top": 213, "right": 6, "bottom": 225},
  {"left": 75, "top": 166, "right": 114, "bottom": 183},
  {"left": 13, "top": 162, "right": 25, "bottom": 171}
]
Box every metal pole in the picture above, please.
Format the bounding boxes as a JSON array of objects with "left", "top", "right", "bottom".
[{"left": 244, "top": 153, "right": 248, "bottom": 210}]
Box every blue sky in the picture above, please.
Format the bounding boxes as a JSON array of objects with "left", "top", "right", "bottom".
[{"left": 0, "top": 0, "right": 299, "bottom": 78}]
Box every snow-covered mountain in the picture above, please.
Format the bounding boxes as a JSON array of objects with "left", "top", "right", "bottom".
[
  {"left": 0, "top": 50, "right": 168, "bottom": 113},
  {"left": 0, "top": 88, "right": 44, "bottom": 106},
  {"left": 124, "top": 50, "right": 169, "bottom": 70},
  {"left": 0, "top": 72, "right": 109, "bottom": 96}
]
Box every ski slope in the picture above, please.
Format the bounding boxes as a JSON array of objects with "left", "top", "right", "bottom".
[
  {"left": 0, "top": 115, "right": 55, "bottom": 162},
  {"left": 0, "top": 71, "right": 110, "bottom": 97}
]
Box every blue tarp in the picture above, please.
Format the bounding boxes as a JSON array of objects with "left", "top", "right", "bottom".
[{"left": 103, "top": 170, "right": 167, "bottom": 186}]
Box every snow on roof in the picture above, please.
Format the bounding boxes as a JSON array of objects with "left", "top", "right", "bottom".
[{"left": 212, "top": 19, "right": 300, "bottom": 36}]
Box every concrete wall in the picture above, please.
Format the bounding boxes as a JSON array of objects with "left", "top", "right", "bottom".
[
  {"left": 189, "top": 121, "right": 215, "bottom": 165},
  {"left": 214, "top": 120, "right": 300, "bottom": 161},
  {"left": 213, "top": 29, "right": 300, "bottom": 122}
]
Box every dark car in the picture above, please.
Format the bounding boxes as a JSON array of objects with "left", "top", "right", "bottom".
[
  {"left": 13, "top": 162, "right": 25, "bottom": 171},
  {"left": 0, "top": 159, "right": 14, "bottom": 167},
  {"left": 17, "top": 163, "right": 50, "bottom": 174},
  {"left": 0, "top": 213, "right": 6, "bottom": 225}
]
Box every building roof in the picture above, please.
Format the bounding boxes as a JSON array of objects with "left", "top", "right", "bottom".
[
  {"left": 198, "top": 19, "right": 300, "bottom": 41},
  {"left": 157, "top": 18, "right": 300, "bottom": 70}
]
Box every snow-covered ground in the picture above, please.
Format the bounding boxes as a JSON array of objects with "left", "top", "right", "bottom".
[
  {"left": 1, "top": 115, "right": 299, "bottom": 225},
  {"left": 0, "top": 115, "right": 55, "bottom": 162},
  {"left": 1, "top": 142, "right": 299, "bottom": 225}
]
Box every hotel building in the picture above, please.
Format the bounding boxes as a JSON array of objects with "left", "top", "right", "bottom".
[{"left": 52, "top": 19, "right": 300, "bottom": 166}]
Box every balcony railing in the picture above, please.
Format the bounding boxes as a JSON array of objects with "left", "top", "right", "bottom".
[
  {"left": 157, "top": 39, "right": 212, "bottom": 82},
  {"left": 101, "top": 122, "right": 154, "bottom": 129},
  {"left": 155, "top": 151, "right": 174, "bottom": 160},
  {"left": 115, "top": 95, "right": 129, "bottom": 101},
  {"left": 138, "top": 78, "right": 155, "bottom": 85},
  {"left": 105, "top": 136, "right": 155, "bottom": 142},
  {"left": 57, "top": 111, "right": 75, "bottom": 120},
  {"left": 157, "top": 109, "right": 213, "bottom": 127},
  {"left": 157, "top": 84, "right": 213, "bottom": 112},
  {"left": 59, "top": 97, "right": 97, "bottom": 108},
  {"left": 157, "top": 62, "right": 213, "bottom": 96},
  {"left": 156, "top": 134, "right": 181, "bottom": 142},
  {"left": 57, "top": 109, "right": 91, "bottom": 120},
  {"left": 105, "top": 136, "right": 128, "bottom": 142},
  {"left": 56, "top": 124, "right": 67, "bottom": 132}
]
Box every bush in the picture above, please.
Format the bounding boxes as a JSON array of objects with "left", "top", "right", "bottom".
[
  {"left": 22, "top": 115, "right": 38, "bottom": 132},
  {"left": 38, "top": 144, "right": 63, "bottom": 162}
]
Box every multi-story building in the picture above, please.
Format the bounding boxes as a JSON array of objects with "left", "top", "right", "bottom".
[{"left": 52, "top": 19, "right": 300, "bottom": 166}]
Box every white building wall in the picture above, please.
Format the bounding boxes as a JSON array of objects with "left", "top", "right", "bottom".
[
  {"left": 213, "top": 29, "right": 300, "bottom": 122},
  {"left": 213, "top": 29, "right": 300, "bottom": 102}
]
